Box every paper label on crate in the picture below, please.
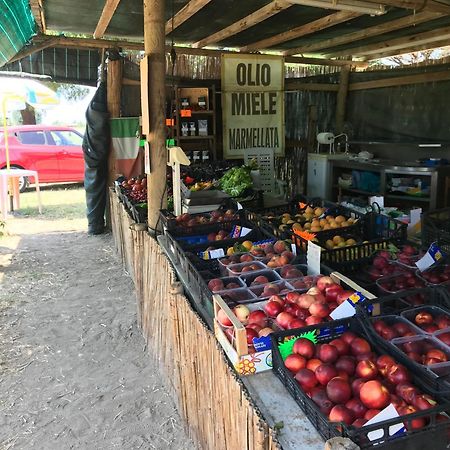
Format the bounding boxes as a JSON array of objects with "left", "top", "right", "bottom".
[
  {"left": 231, "top": 225, "right": 252, "bottom": 238},
  {"left": 291, "top": 243, "right": 297, "bottom": 256},
  {"left": 365, "top": 404, "right": 405, "bottom": 442},
  {"left": 198, "top": 248, "right": 225, "bottom": 260},
  {"left": 253, "top": 335, "right": 271, "bottom": 352},
  {"left": 330, "top": 292, "right": 368, "bottom": 320},
  {"left": 416, "top": 242, "right": 444, "bottom": 272},
  {"left": 236, "top": 202, "right": 243, "bottom": 210},
  {"left": 369, "top": 195, "right": 384, "bottom": 208},
  {"left": 307, "top": 241, "right": 321, "bottom": 275},
  {"left": 408, "top": 208, "right": 422, "bottom": 231}
]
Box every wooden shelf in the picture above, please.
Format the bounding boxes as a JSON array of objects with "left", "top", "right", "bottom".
[
  {"left": 333, "top": 185, "right": 378, "bottom": 196},
  {"left": 191, "top": 110, "right": 214, "bottom": 115},
  {"left": 386, "top": 193, "right": 430, "bottom": 202},
  {"left": 179, "top": 135, "right": 215, "bottom": 140}
]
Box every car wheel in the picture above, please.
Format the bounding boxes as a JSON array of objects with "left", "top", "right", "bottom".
[{"left": 9, "top": 166, "right": 29, "bottom": 193}]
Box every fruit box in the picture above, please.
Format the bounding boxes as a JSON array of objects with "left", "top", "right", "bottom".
[
  {"left": 213, "top": 272, "right": 374, "bottom": 376},
  {"left": 270, "top": 316, "right": 450, "bottom": 449}
]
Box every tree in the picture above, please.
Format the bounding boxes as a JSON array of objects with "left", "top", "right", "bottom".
[{"left": 53, "top": 83, "right": 90, "bottom": 102}]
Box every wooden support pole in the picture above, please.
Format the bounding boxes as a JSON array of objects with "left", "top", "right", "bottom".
[
  {"left": 335, "top": 66, "right": 350, "bottom": 134},
  {"left": 143, "top": 0, "right": 167, "bottom": 231},
  {"left": 107, "top": 56, "right": 122, "bottom": 183},
  {"left": 106, "top": 56, "right": 122, "bottom": 228}
]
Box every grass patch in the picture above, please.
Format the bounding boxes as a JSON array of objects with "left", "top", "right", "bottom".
[{"left": 14, "top": 185, "right": 85, "bottom": 221}]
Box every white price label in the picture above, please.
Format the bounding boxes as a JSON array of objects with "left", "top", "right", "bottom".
[
  {"left": 416, "top": 242, "right": 443, "bottom": 272},
  {"left": 237, "top": 202, "right": 243, "bottom": 210},
  {"left": 307, "top": 241, "right": 321, "bottom": 275},
  {"left": 365, "top": 404, "right": 404, "bottom": 442}
]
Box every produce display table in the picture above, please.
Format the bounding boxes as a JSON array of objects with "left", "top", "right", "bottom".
[{"left": 158, "top": 234, "right": 324, "bottom": 450}]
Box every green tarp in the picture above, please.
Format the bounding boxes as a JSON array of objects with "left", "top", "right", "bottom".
[{"left": 0, "top": 0, "right": 35, "bottom": 67}]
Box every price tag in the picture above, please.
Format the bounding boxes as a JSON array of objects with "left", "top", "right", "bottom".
[
  {"left": 180, "top": 109, "right": 192, "bottom": 118},
  {"left": 237, "top": 202, "right": 243, "bottom": 210},
  {"left": 165, "top": 118, "right": 174, "bottom": 126},
  {"left": 231, "top": 225, "right": 252, "bottom": 238},
  {"left": 198, "top": 249, "right": 225, "bottom": 260},
  {"left": 365, "top": 404, "right": 404, "bottom": 442},
  {"left": 144, "top": 141, "right": 150, "bottom": 174},
  {"left": 329, "top": 292, "right": 367, "bottom": 320},
  {"left": 416, "top": 242, "right": 444, "bottom": 272},
  {"left": 369, "top": 195, "right": 384, "bottom": 208},
  {"left": 291, "top": 243, "right": 297, "bottom": 256},
  {"left": 307, "top": 241, "right": 321, "bottom": 275}
]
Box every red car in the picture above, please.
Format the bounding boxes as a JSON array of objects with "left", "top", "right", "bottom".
[{"left": 0, "top": 125, "right": 85, "bottom": 191}]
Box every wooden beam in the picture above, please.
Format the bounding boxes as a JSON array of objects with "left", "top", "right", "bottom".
[
  {"left": 29, "top": 0, "right": 45, "bottom": 32},
  {"left": 144, "top": 0, "right": 167, "bottom": 231},
  {"left": 240, "top": 11, "right": 361, "bottom": 52},
  {"left": 329, "top": 26, "right": 450, "bottom": 58},
  {"left": 348, "top": 70, "right": 450, "bottom": 90},
  {"left": 193, "top": 0, "right": 291, "bottom": 48},
  {"left": 285, "top": 80, "right": 340, "bottom": 91},
  {"left": 33, "top": 35, "right": 366, "bottom": 67},
  {"left": 335, "top": 66, "right": 350, "bottom": 133},
  {"left": 38, "top": 0, "right": 46, "bottom": 33},
  {"left": 165, "top": 0, "right": 212, "bottom": 34},
  {"left": 285, "top": 56, "right": 368, "bottom": 67},
  {"left": 283, "top": 11, "right": 442, "bottom": 56},
  {"left": 8, "top": 37, "right": 57, "bottom": 63},
  {"left": 367, "top": 0, "right": 450, "bottom": 13},
  {"left": 364, "top": 38, "right": 450, "bottom": 60},
  {"left": 94, "top": 0, "right": 122, "bottom": 39}
]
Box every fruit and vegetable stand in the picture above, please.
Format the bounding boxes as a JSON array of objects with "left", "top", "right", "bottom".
[{"left": 110, "top": 186, "right": 450, "bottom": 450}]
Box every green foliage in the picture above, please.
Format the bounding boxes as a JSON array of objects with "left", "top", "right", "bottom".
[
  {"left": 219, "top": 166, "right": 253, "bottom": 197},
  {"left": 53, "top": 83, "right": 90, "bottom": 102}
]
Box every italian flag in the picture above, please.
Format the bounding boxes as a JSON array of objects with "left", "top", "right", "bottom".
[{"left": 110, "top": 117, "right": 143, "bottom": 178}]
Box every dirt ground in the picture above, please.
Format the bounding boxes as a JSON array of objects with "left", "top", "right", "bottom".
[{"left": 0, "top": 187, "right": 195, "bottom": 449}]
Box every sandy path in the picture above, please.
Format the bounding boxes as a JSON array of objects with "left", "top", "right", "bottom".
[{"left": 0, "top": 220, "right": 195, "bottom": 449}]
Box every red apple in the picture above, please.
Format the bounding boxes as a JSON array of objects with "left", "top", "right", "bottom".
[
  {"left": 315, "top": 364, "right": 338, "bottom": 386},
  {"left": 298, "top": 294, "right": 315, "bottom": 309},
  {"left": 318, "top": 344, "right": 339, "bottom": 364},
  {"left": 329, "top": 338, "right": 350, "bottom": 357},
  {"left": 316, "top": 276, "right": 335, "bottom": 292},
  {"left": 208, "top": 278, "right": 225, "bottom": 292},
  {"left": 287, "top": 318, "right": 307, "bottom": 329},
  {"left": 293, "top": 338, "right": 315, "bottom": 359},
  {"left": 396, "top": 383, "right": 419, "bottom": 404},
  {"left": 295, "top": 368, "right": 318, "bottom": 391},
  {"left": 359, "top": 380, "right": 390, "bottom": 410},
  {"left": 285, "top": 354, "right": 307, "bottom": 373},
  {"left": 352, "top": 418, "right": 367, "bottom": 428},
  {"left": 341, "top": 331, "right": 357, "bottom": 345},
  {"left": 364, "top": 409, "right": 381, "bottom": 421},
  {"left": 285, "top": 291, "right": 301, "bottom": 304},
  {"left": 309, "top": 301, "right": 330, "bottom": 319},
  {"left": 398, "top": 405, "right": 426, "bottom": 430},
  {"left": 217, "top": 309, "right": 232, "bottom": 327},
  {"left": 264, "top": 301, "right": 283, "bottom": 318},
  {"left": 352, "top": 378, "right": 366, "bottom": 398},
  {"left": 269, "top": 295, "right": 284, "bottom": 305},
  {"left": 326, "top": 377, "right": 352, "bottom": 404},
  {"left": 258, "top": 327, "right": 274, "bottom": 337},
  {"left": 426, "top": 348, "right": 448, "bottom": 363},
  {"left": 350, "top": 338, "right": 371, "bottom": 356},
  {"left": 386, "top": 364, "right": 411, "bottom": 384},
  {"left": 325, "top": 284, "right": 344, "bottom": 302},
  {"left": 437, "top": 332, "right": 450, "bottom": 346},
  {"left": 393, "top": 322, "right": 414, "bottom": 336},
  {"left": 336, "top": 290, "right": 354, "bottom": 305},
  {"left": 295, "top": 307, "right": 309, "bottom": 321},
  {"left": 335, "top": 356, "right": 356, "bottom": 376},
  {"left": 415, "top": 312, "right": 433, "bottom": 326},
  {"left": 436, "top": 315, "right": 450, "bottom": 330},
  {"left": 376, "top": 355, "right": 396, "bottom": 376},
  {"left": 276, "top": 312, "right": 295, "bottom": 329},
  {"left": 245, "top": 327, "right": 259, "bottom": 345},
  {"left": 310, "top": 387, "right": 334, "bottom": 415},
  {"left": 329, "top": 405, "right": 354, "bottom": 426},
  {"left": 346, "top": 398, "right": 367, "bottom": 419},
  {"left": 306, "top": 358, "right": 322, "bottom": 372},
  {"left": 356, "top": 360, "right": 379, "bottom": 380},
  {"left": 305, "top": 315, "right": 322, "bottom": 326},
  {"left": 284, "top": 303, "right": 300, "bottom": 316},
  {"left": 247, "top": 310, "right": 267, "bottom": 327},
  {"left": 413, "top": 393, "right": 437, "bottom": 411}
]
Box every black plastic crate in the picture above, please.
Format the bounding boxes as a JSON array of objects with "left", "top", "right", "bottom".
[
  {"left": 293, "top": 213, "right": 407, "bottom": 273},
  {"left": 271, "top": 316, "right": 450, "bottom": 449},
  {"left": 355, "top": 287, "right": 450, "bottom": 396},
  {"left": 159, "top": 208, "right": 244, "bottom": 234},
  {"left": 422, "top": 208, "right": 450, "bottom": 254},
  {"left": 129, "top": 203, "right": 147, "bottom": 224}
]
